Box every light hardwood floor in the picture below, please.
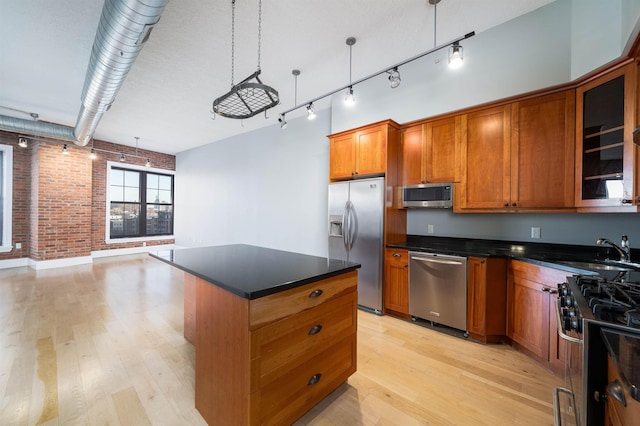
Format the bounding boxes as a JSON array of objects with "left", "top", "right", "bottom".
[{"left": 0, "top": 254, "right": 562, "bottom": 425}]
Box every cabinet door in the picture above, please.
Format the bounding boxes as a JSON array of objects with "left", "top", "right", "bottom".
[
  {"left": 467, "top": 257, "right": 487, "bottom": 335},
  {"left": 458, "top": 105, "right": 512, "bottom": 209},
  {"left": 401, "top": 124, "right": 425, "bottom": 185},
  {"left": 507, "top": 272, "right": 550, "bottom": 360},
  {"left": 576, "top": 64, "right": 637, "bottom": 208},
  {"left": 425, "top": 116, "right": 459, "bottom": 183},
  {"left": 329, "top": 133, "right": 355, "bottom": 180},
  {"left": 384, "top": 249, "right": 409, "bottom": 314},
  {"left": 511, "top": 91, "right": 575, "bottom": 208},
  {"left": 355, "top": 126, "right": 387, "bottom": 177}
]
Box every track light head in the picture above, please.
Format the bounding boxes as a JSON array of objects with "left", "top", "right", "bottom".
[
  {"left": 62, "top": 144, "right": 69, "bottom": 154},
  {"left": 89, "top": 148, "right": 97, "bottom": 160},
  {"left": 279, "top": 114, "right": 288, "bottom": 129},
  {"left": 145, "top": 158, "right": 151, "bottom": 167},
  {"left": 388, "top": 68, "right": 401, "bottom": 88},
  {"left": 344, "top": 86, "right": 356, "bottom": 106},
  {"left": 306, "top": 103, "right": 316, "bottom": 120},
  {"left": 448, "top": 42, "right": 463, "bottom": 69},
  {"left": 18, "top": 137, "right": 28, "bottom": 148},
  {"left": 120, "top": 153, "right": 125, "bottom": 162}
]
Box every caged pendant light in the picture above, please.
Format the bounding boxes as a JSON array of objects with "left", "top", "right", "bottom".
[{"left": 212, "top": 0, "right": 279, "bottom": 119}]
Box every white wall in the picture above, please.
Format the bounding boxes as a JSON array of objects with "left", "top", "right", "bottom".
[
  {"left": 174, "top": 0, "right": 640, "bottom": 254},
  {"left": 175, "top": 109, "right": 331, "bottom": 257}
]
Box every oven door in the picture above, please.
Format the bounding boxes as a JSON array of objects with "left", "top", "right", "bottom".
[{"left": 553, "top": 299, "right": 583, "bottom": 426}]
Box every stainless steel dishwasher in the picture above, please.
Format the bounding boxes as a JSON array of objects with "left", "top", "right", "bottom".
[{"left": 408, "top": 251, "right": 468, "bottom": 332}]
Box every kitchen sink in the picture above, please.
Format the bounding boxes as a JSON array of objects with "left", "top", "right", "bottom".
[{"left": 555, "top": 260, "right": 640, "bottom": 272}]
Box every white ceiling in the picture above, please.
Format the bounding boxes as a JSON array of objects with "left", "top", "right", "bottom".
[{"left": 0, "top": 0, "right": 555, "bottom": 154}]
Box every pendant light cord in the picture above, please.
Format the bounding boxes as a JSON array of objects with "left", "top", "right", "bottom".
[{"left": 434, "top": 0, "right": 437, "bottom": 48}]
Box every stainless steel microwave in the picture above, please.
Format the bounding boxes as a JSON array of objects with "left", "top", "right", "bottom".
[{"left": 401, "top": 183, "right": 453, "bottom": 208}]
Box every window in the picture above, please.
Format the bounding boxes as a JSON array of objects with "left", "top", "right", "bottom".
[
  {"left": 108, "top": 163, "right": 174, "bottom": 240},
  {"left": 0, "top": 145, "right": 13, "bottom": 252}
]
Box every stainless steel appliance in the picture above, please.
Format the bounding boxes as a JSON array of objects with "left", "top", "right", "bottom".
[
  {"left": 328, "top": 177, "right": 384, "bottom": 313},
  {"left": 554, "top": 272, "right": 640, "bottom": 425},
  {"left": 401, "top": 183, "right": 453, "bottom": 208},
  {"left": 408, "top": 251, "right": 467, "bottom": 332}
]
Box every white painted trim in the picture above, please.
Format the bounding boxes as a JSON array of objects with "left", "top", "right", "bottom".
[
  {"left": 0, "top": 245, "right": 13, "bottom": 253},
  {"left": 0, "top": 257, "right": 29, "bottom": 269},
  {"left": 91, "top": 244, "right": 175, "bottom": 258},
  {"left": 29, "top": 256, "right": 93, "bottom": 270},
  {"left": 1, "top": 145, "right": 13, "bottom": 250}
]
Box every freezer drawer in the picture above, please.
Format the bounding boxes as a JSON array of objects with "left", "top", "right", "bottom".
[{"left": 408, "top": 252, "right": 468, "bottom": 331}]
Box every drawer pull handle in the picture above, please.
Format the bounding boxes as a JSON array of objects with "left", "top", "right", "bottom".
[
  {"left": 307, "top": 373, "right": 322, "bottom": 386},
  {"left": 392, "top": 253, "right": 401, "bottom": 257},
  {"left": 308, "top": 325, "right": 323, "bottom": 335},
  {"left": 309, "top": 289, "right": 324, "bottom": 298}
]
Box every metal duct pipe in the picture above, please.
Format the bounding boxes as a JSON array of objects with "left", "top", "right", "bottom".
[
  {"left": 73, "top": 0, "right": 168, "bottom": 145},
  {"left": 0, "top": 0, "right": 168, "bottom": 145}
]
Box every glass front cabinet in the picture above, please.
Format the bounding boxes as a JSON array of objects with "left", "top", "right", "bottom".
[{"left": 575, "top": 63, "right": 639, "bottom": 210}]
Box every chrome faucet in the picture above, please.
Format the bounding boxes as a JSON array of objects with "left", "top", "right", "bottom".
[{"left": 596, "top": 235, "right": 630, "bottom": 263}]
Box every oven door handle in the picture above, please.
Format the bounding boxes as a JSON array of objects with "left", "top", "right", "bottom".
[
  {"left": 553, "top": 387, "right": 579, "bottom": 426},
  {"left": 554, "top": 299, "right": 582, "bottom": 345}
]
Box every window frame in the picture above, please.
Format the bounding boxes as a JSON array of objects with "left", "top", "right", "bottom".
[
  {"left": 105, "top": 161, "right": 175, "bottom": 243},
  {"left": 0, "top": 145, "right": 13, "bottom": 253}
]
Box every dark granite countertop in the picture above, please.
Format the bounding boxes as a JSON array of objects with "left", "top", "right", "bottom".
[
  {"left": 387, "top": 235, "right": 640, "bottom": 280},
  {"left": 150, "top": 244, "right": 361, "bottom": 300},
  {"left": 601, "top": 328, "right": 640, "bottom": 402}
]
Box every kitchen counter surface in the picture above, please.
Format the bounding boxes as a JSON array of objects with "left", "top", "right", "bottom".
[
  {"left": 388, "top": 235, "right": 640, "bottom": 279},
  {"left": 150, "top": 244, "right": 360, "bottom": 299}
]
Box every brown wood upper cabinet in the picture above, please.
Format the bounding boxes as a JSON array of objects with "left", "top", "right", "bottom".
[
  {"left": 329, "top": 121, "right": 398, "bottom": 181},
  {"left": 456, "top": 90, "right": 576, "bottom": 211},
  {"left": 575, "top": 63, "right": 639, "bottom": 211},
  {"left": 401, "top": 116, "right": 460, "bottom": 185}
]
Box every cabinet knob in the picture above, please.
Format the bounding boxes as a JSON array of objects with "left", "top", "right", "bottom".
[
  {"left": 511, "top": 202, "right": 517, "bottom": 207},
  {"left": 606, "top": 380, "right": 627, "bottom": 407},
  {"left": 392, "top": 253, "right": 401, "bottom": 257},
  {"left": 480, "top": 259, "right": 485, "bottom": 264},
  {"left": 621, "top": 199, "right": 632, "bottom": 204},
  {"left": 541, "top": 287, "right": 550, "bottom": 292},
  {"left": 308, "top": 324, "right": 323, "bottom": 335},
  {"left": 307, "top": 373, "right": 322, "bottom": 386},
  {"left": 503, "top": 203, "right": 509, "bottom": 207},
  {"left": 404, "top": 264, "right": 408, "bottom": 268},
  {"left": 309, "top": 289, "right": 324, "bottom": 298},
  {"left": 355, "top": 171, "right": 359, "bottom": 175}
]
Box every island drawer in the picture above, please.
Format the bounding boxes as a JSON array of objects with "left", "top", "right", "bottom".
[
  {"left": 251, "top": 335, "right": 356, "bottom": 425},
  {"left": 249, "top": 270, "right": 357, "bottom": 329},
  {"left": 251, "top": 291, "right": 357, "bottom": 388}
]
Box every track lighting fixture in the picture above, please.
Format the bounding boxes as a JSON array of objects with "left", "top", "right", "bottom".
[
  {"left": 120, "top": 153, "right": 125, "bottom": 162},
  {"left": 388, "top": 68, "right": 401, "bottom": 88},
  {"left": 278, "top": 113, "right": 288, "bottom": 129},
  {"left": 62, "top": 144, "right": 69, "bottom": 154},
  {"left": 344, "top": 86, "right": 355, "bottom": 106},
  {"left": 89, "top": 148, "right": 97, "bottom": 160},
  {"left": 448, "top": 42, "right": 463, "bottom": 69},
  {"left": 18, "top": 137, "right": 28, "bottom": 148},
  {"left": 345, "top": 37, "right": 356, "bottom": 106},
  {"left": 306, "top": 103, "right": 316, "bottom": 120},
  {"left": 145, "top": 158, "right": 151, "bottom": 167}
]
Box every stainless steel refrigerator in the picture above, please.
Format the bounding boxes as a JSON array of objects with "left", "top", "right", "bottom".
[{"left": 328, "top": 177, "right": 384, "bottom": 313}]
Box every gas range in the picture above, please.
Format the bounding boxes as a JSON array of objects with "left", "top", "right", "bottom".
[
  {"left": 560, "top": 275, "right": 640, "bottom": 332},
  {"left": 556, "top": 273, "right": 640, "bottom": 425}
]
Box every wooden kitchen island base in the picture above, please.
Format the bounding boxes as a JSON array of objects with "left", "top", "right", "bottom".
[
  {"left": 195, "top": 271, "right": 358, "bottom": 425},
  {"left": 152, "top": 244, "right": 360, "bottom": 425}
]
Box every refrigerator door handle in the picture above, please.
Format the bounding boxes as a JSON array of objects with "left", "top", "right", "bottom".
[
  {"left": 342, "top": 202, "right": 349, "bottom": 250},
  {"left": 348, "top": 201, "right": 357, "bottom": 251}
]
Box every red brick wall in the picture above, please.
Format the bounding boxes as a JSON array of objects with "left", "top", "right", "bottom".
[
  {"left": 0, "top": 129, "right": 175, "bottom": 263},
  {"left": 90, "top": 140, "right": 175, "bottom": 252}
]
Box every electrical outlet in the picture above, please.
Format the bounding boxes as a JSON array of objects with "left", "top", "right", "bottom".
[
  {"left": 531, "top": 227, "right": 541, "bottom": 239},
  {"left": 427, "top": 224, "right": 434, "bottom": 234},
  {"left": 15, "top": 242, "right": 22, "bottom": 249}
]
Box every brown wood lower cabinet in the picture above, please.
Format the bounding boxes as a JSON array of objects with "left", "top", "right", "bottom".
[
  {"left": 194, "top": 270, "right": 358, "bottom": 425},
  {"left": 507, "top": 260, "right": 568, "bottom": 374},
  {"left": 606, "top": 355, "right": 640, "bottom": 425},
  {"left": 467, "top": 257, "right": 507, "bottom": 343},
  {"left": 384, "top": 248, "right": 409, "bottom": 316}
]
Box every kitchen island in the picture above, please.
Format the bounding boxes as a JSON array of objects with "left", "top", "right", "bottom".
[{"left": 151, "top": 244, "right": 360, "bottom": 425}]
